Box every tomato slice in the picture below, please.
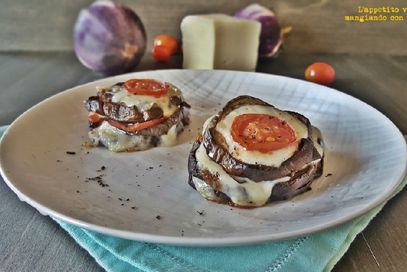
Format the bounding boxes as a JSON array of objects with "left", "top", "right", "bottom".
[
  {"left": 123, "top": 79, "right": 168, "bottom": 98},
  {"left": 230, "top": 114, "right": 296, "bottom": 153},
  {"left": 88, "top": 112, "right": 103, "bottom": 122},
  {"left": 108, "top": 117, "right": 166, "bottom": 132}
]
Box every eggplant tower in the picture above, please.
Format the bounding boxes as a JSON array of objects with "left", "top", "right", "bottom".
[
  {"left": 84, "top": 79, "right": 191, "bottom": 152},
  {"left": 188, "top": 95, "right": 324, "bottom": 208}
]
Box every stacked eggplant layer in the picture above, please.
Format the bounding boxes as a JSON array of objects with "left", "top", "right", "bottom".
[
  {"left": 188, "top": 95, "right": 324, "bottom": 208},
  {"left": 84, "top": 82, "right": 191, "bottom": 152}
]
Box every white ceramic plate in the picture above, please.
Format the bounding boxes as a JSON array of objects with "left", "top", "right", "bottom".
[{"left": 1, "top": 70, "right": 406, "bottom": 246}]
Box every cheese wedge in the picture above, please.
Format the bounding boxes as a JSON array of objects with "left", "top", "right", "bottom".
[{"left": 181, "top": 14, "right": 261, "bottom": 71}]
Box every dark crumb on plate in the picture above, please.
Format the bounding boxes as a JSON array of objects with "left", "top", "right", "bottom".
[
  {"left": 326, "top": 173, "right": 333, "bottom": 177},
  {"left": 56, "top": 160, "right": 62, "bottom": 162},
  {"left": 156, "top": 215, "right": 161, "bottom": 220},
  {"left": 197, "top": 210, "right": 204, "bottom": 216},
  {"left": 97, "top": 166, "right": 106, "bottom": 172},
  {"left": 131, "top": 206, "right": 137, "bottom": 210},
  {"left": 97, "top": 180, "right": 108, "bottom": 187},
  {"left": 85, "top": 174, "right": 108, "bottom": 187},
  {"left": 66, "top": 151, "right": 76, "bottom": 155}
]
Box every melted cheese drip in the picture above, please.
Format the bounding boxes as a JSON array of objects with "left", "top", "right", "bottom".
[
  {"left": 215, "top": 105, "right": 309, "bottom": 167},
  {"left": 110, "top": 83, "right": 181, "bottom": 117},
  {"left": 311, "top": 126, "right": 324, "bottom": 157},
  {"left": 192, "top": 108, "right": 325, "bottom": 207},
  {"left": 89, "top": 121, "right": 180, "bottom": 152},
  {"left": 194, "top": 143, "right": 290, "bottom": 207}
]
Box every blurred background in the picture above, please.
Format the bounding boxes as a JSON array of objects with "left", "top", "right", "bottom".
[{"left": 1, "top": 0, "right": 406, "bottom": 54}]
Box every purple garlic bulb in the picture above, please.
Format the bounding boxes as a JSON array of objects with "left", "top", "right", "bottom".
[{"left": 73, "top": 1, "right": 147, "bottom": 75}]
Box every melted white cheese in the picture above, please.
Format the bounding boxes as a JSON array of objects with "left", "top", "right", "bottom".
[
  {"left": 194, "top": 143, "right": 290, "bottom": 207},
  {"left": 311, "top": 126, "right": 324, "bottom": 157},
  {"left": 215, "top": 105, "right": 309, "bottom": 167},
  {"left": 192, "top": 177, "right": 222, "bottom": 202},
  {"left": 88, "top": 121, "right": 180, "bottom": 152},
  {"left": 110, "top": 83, "right": 181, "bottom": 117},
  {"left": 193, "top": 107, "right": 325, "bottom": 207}
]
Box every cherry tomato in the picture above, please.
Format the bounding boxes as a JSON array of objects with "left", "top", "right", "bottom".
[
  {"left": 123, "top": 79, "right": 168, "bottom": 98},
  {"left": 231, "top": 114, "right": 296, "bottom": 153},
  {"left": 305, "top": 62, "right": 335, "bottom": 85},
  {"left": 108, "top": 117, "right": 166, "bottom": 132},
  {"left": 152, "top": 46, "right": 172, "bottom": 62},
  {"left": 153, "top": 35, "right": 178, "bottom": 54}
]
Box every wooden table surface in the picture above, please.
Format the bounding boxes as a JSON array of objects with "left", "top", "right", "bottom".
[{"left": 1, "top": 0, "right": 407, "bottom": 271}]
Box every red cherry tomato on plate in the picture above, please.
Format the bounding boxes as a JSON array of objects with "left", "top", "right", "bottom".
[
  {"left": 305, "top": 62, "right": 335, "bottom": 85},
  {"left": 231, "top": 114, "right": 297, "bottom": 153}
]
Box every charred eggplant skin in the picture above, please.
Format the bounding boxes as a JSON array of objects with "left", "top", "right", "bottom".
[
  {"left": 188, "top": 135, "right": 324, "bottom": 206},
  {"left": 202, "top": 95, "right": 321, "bottom": 182},
  {"left": 83, "top": 82, "right": 191, "bottom": 135},
  {"left": 187, "top": 95, "right": 325, "bottom": 207}
]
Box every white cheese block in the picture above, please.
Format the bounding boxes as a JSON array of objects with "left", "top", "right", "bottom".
[{"left": 181, "top": 14, "right": 261, "bottom": 71}]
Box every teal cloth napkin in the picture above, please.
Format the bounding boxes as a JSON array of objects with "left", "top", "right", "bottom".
[{"left": 1, "top": 125, "right": 406, "bottom": 272}]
